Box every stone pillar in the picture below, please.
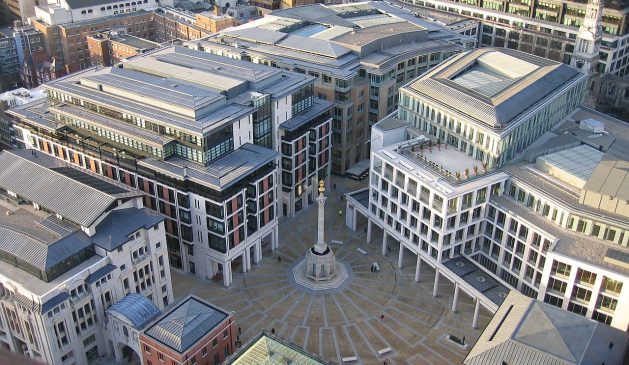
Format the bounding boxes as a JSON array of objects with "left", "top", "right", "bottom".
[
  {"left": 254, "top": 239, "right": 262, "bottom": 264},
  {"left": 414, "top": 255, "right": 421, "bottom": 282},
  {"left": 433, "top": 267, "right": 440, "bottom": 297},
  {"left": 398, "top": 244, "right": 404, "bottom": 268},
  {"left": 351, "top": 207, "right": 357, "bottom": 232},
  {"left": 382, "top": 232, "right": 388, "bottom": 256},
  {"left": 272, "top": 226, "right": 279, "bottom": 252},
  {"left": 247, "top": 248, "right": 252, "bottom": 271},
  {"left": 113, "top": 343, "right": 123, "bottom": 361},
  {"left": 223, "top": 261, "right": 232, "bottom": 287},
  {"left": 452, "top": 283, "right": 459, "bottom": 313},
  {"left": 242, "top": 251, "right": 248, "bottom": 274},
  {"left": 367, "top": 220, "right": 372, "bottom": 243},
  {"left": 316, "top": 192, "right": 326, "bottom": 246},
  {"left": 472, "top": 298, "right": 481, "bottom": 329}
]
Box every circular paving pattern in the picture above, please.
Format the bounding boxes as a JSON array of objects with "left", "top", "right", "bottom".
[
  {"left": 171, "top": 178, "right": 492, "bottom": 365},
  {"left": 287, "top": 258, "right": 354, "bottom": 294}
]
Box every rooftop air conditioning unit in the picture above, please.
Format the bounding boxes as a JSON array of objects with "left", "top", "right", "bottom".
[{"left": 579, "top": 119, "right": 604, "bottom": 133}]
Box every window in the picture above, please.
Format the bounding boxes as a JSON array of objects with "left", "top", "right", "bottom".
[
  {"left": 158, "top": 353, "right": 165, "bottom": 361},
  {"left": 551, "top": 261, "right": 571, "bottom": 278},
  {"left": 603, "top": 277, "right": 623, "bottom": 295},
  {"left": 213, "top": 338, "right": 218, "bottom": 347},
  {"left": 202, "top": 347, "right": 208, "bottom": 357}
]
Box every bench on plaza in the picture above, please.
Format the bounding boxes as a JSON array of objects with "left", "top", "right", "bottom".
[
  {"left": 331, "top": 240, "right": 343, "bottom": 245},
  {"left": 356, "top": 248, "right": 367, "bottom": 255},
  {"left": 342, "top": 356, "right": 358, "bottom": 363},
  {"left": 371, "top": 262, "right": 380, "bottom": 272},
  {"left": 377, "top": 347, "right": 392, "bottom": 356}
]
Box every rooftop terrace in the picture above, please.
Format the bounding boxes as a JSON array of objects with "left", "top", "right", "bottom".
[{"left": 395, "top": 138, "right": 492, "bottom": 184}]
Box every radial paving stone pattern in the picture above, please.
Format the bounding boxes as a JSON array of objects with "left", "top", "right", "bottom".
[{"left": 172, "top": 177, "right": 492, "bottom": 365}]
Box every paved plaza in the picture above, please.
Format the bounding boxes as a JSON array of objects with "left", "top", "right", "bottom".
[{"left": 172, "top": 177, "right": 492, "bottom": 365}]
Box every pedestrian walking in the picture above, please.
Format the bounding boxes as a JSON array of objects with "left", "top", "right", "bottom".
[
  {"left": 338, "top": 210, "right": 343, "bottom": 217},
  {"left": 333, "top": 183, "right": 337, "bottom": 190},
  {"left": 278, "top": 256, "right": 282, "bottom": 263},
  {"left": 271, "top": 328, "right": 275, "bottom": 335},
  {"left": 380, "top": 314, "right": 384, "bottom": 320},
  {"left": 238, "top": 327, "right": 241, "bottom": 335}
]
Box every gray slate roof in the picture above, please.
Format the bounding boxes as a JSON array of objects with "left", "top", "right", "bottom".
[
  {"left": 144, "top": 296, "right": 229, "bottom": 353},
  {"left": 108, "top": 294, "right": 161, "bottom": 329},
  {"left": 85, "top": 264, "right": 117, "bottom": 285},
  {"left": 0, "top": 226, "right": 92, "bottom": 271},
  {"left": 138, "top": 143, "right": 278, "bottom": 191},
  {"left": 407, "top": 48, "right": 582, "bottom": 130},
  {"left": 41, "top": 292, "right": 69, "bottom": 313},
  {"left": 464, "top": 292, "right": 629, "bottom": 365},
  {"left": 83, "top": 66, "right": 223, "bottom": 111},
  {"left": 0, "top": 150, "right": 141, "bottom": 227},
  {"left": 92, "top": 208, "right": 163, "bottom": 251}
]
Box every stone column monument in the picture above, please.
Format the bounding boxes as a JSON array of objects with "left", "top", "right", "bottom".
[{"left": 305, "top": 180, "right": 337, "bottom": 281}]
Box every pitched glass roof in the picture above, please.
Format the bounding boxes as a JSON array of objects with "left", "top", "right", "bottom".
[{"left": 226, "top": 332, "right": 329, "bottom": 365}]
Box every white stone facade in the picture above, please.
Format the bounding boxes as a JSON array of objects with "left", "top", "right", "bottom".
[
  {"left": 346, "top": 111, "right": 629, "bottom": 331},
  {"left": 34, "top": 0, "right": 159, "bottom": 26},
  {"left": 0, "top": 199, "right": 173, "bottom": 365}
]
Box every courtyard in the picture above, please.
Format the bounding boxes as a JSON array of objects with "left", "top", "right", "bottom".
[{"left": 171, "top": 176, "right": 492, "bottom": 365}]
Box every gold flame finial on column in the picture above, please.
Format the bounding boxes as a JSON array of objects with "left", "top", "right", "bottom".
[{"left": 318, "top": 180, "right": 325, "bottom": 194}]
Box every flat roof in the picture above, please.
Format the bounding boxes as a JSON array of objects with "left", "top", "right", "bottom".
[
  {"left": 538, "top": 144, "right": 604, "bottom": 183},
  {"left": 443, "top": 256, "right": 509, "bottom": 306},
  {"left": 373, "top": 115, "right": 407, "bottom": 132},
  {"left": 111, "top": 34, "right": 160, "bottom": 49},
  {"left": 376, "top": 140, "right": 509, "bottom": 197}
]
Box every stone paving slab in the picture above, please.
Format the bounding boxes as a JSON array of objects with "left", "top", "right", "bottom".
[{"left": 171, "top": 176, "right": 492, "bottom": 365}]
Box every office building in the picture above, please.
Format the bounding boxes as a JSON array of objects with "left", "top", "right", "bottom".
[
  {"left": 0, "top": 87, "right": 45, "bottom": 147},
  {"left": 140, "top": 296, "right": 236, "bottom": 365},
  {"left": 399, "top": 0, "right": 629, "bottom": 77},
  {"left": 345, "top": 48, "right": 629, "bottom": 332},
  {"left": 0, "top": 148, "right": 174, "bottom": 365},
  {"left": 397, "top": 48, "right": 586, "bottom": 168},
  {"left": 29, "top": 2, "right": 212, "bottom": 74},
  {"left": 189, "top": 1, "right": 476, "bottom": 174},
  {"left": 0, "top": 0, "right": 36, "bottom": 24},
  {"left": 87, "top": 30, "right": 160, "bottom": 66},
  {"left": 464, "top": 291, "right": 629, "bottom": 364},
  {"left": 8, "top": 46, "right": 332, "bottom": 285},
  {"left": 0, "top": 23, "right": 52, "bottom": 91}
]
